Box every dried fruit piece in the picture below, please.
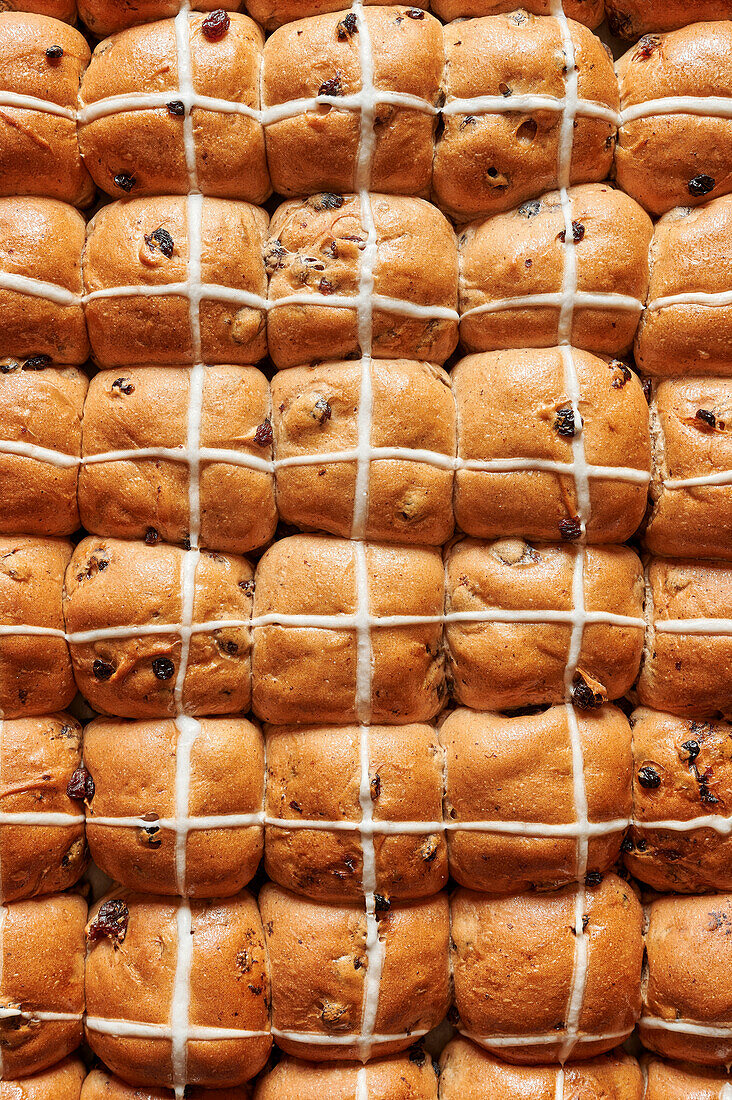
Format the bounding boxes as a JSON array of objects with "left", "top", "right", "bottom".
[
  {"left": 688, "top": 174, "right": 715, "bottom": 197},
  {"left": 571, "top": 671, "right": 606, "bottom": 710},
  {"left": 254, "top": 419, "right": 273, "bottom": 446},
  {"left": 166, "top": 100, "right": 185, "bottom": 116},
  {"left": 152, "top": 657, "right": 175, "bottom": 681},
  {"left": 88, "top": 899, "right": 129, "bottom": 946},
  {"left": 638, "top": 766, "right": 661, "bottom": 789},
  {"left": 145, "top": 227, "right": 174, "bottom": 258},
  {"left": 554, "top": 405, "right": 577, "bottom": 437},
  {"left": 45, "top": 44, "right": 63, "bottom": 62},
  {"left": 92, "top": 659, "right": 115, "bottom": 681},
  {"left": 67, "top": 766, "right": 95, "bottom": 803},
  {"left": 201, "top": 9, "right": 230, "bottom": 40},
  {"left": 559, "top": 516, "right": 582, "bottom": 541},
  {"left": 113, "top": 172, "right": 136, "bottom": 193}
]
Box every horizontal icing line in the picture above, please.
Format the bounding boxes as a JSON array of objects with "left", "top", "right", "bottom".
[
  {"left": 460, "top": 291, "right": 642, "bottom": 318},
  {"left": 0, "top": 440, "right": 79, "bottom": 468},
  {"left": 460, "top": 1026, "right": 631, "bottom": 1047},
  {"left": 641, "top": 1017, "right": 732, "bottom": 1038},
  {"left": 270, "top": 1027, "right": 429, "bottom": 1045},
  {"left": 0, "top": 272, "right": 80, "bottom": 306},
  {"left": 82, "top": 282, "right": 265, "bottom": 308},
  {"left": 636, "top": 814, "right": 732, "bottom": 834},
  {"left": 89, "top": 812, "right": 265, "bottom": 830},
  {"left": 78, "top": 92, "right": 260, "bottom": 125},
  {"left": 0, "top": 812, "right": 83, "bottom": 826},
  {"left": 655, "top": 619, "right": 732, "bottom": 635},
  {"left": 0, "top": 1007, "right": 81, "bottom": 1021},
  {"left": 0, "top": 624, "right": 66, "bottom": 639},
  {"left": 665, "top": 471, "right": 732, "bottom": 490},
  {"left": 266, "top": 816, "right": 443, "bottom": 834},
  {"left": 443, "top": 94, "right": 618, "bottom": 125},
  {"left": 85, "top": 1017, "right": 269, "bottom": 1040},
  {"left": 647, "top": 290, "right": 732, "bottom": 311},
  {"left": 83, "top": 446, "right": 273, "bottom": 473},
  {"left": 0, "top": 91, "right": 75, "bottom": 119},
  {"left": 456, "top": 458, "right": 650, "bottom": 482},
  {"left": 621, "top": 96, "right": 732, "bottom": 124},
  {"left": 65, "top": 619, "right": 250, "bottom": 644}
]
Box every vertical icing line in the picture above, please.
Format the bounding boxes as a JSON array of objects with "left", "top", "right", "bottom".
[
  {"left": 356, "top": 1064, "right": 369, "bottom": 1099},
  {"left": 174, "top": 0, "right": 199, "bottom": 194},
  {"left": 721, "top": 1083, "right": 732, "bottom": 1099},
  {"left": 554, "top": 1067, "right": 565, "bottom": 1100}
]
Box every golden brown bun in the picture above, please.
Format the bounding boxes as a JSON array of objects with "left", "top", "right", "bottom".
[
  {"left": 0, "top": 1, "right": 76, "bottom": 22},
  {"left": 271, "top": 359, "right": 455, "bottom": 545},
  {"left": 254, "top": 1051, "right": 439, "bottom": 1099},
  {"left": 84, "top": 715, "right": 263, "bottom": 896},
  {"left": 441, "top": 705, "right": 632, "bottom": 894},
  {"left": 451, "top": 873, "right": 644, "bottom": 1064},
  {"left": 0, "top": 14, "right": 92, "bottom": 206},
  {"left": 607, "top": 1, "right": 731, "bottom": 37},
  {"left": 638, "top": 557, "right": 732, "bottom": 719},
  {"left": 616, "top": 24, "right": 732, "bottom": 216},
  {"left": 82, "top": 196, "right": 268, "bottom": 369},
  {"left": 641, "top": 892, "right": 732, "bottom": 1065},
  {"left": 642, "top": 1055, "right": 732, "bottom": 1099},
  {"left": 646, "top": 379, "right": 732, "bottom": 560},
  {"left": 433, "top": 0, "right": 603, "bottom": 25},
  {"left": 77, "top": 0, "right": 242, "bottom": 36},
  {"left": 0, "top": 1056, "right": 85, "bottom": 1097},
  {"left": 0, "top": 363, "right": 86, "bottom": 537},
  {"left": 252, "top": 535, "right": 445, "bottom": 726},
  {"left": 439, "top": 1039, "right": 644, "bottom": 1099},
  {"left": 265, "top": 194, "right": 458, "bottom": 370},
  {"left": 264, "top": 723, "right": 446, "bottom": 901},
  {"left": 626, "top": 708, "right": 732, "bottom": 893},
  {"left": 0, "top": 893, "right": 86, "bottom": 1078},
  {"left": 78, "top": 366, "right": 277, "bottom": 555},
  {"left": 0, "top": 198, "right": 88, "bottom": 364},
  {"left": 444, "top": 538, "right": 645, "bottom": 711},
  {"left": 0, "top": 535, "right": 74, "bottom": 718},
  {"left": 79, "top": 14, "right": 269, "bottom": 203},
  {"left": 64, "top": 537, "right": 253, "bottom": 719},
  {"left": 262, "top": 8, "right": 442, "bottom": 198},
  {"left": 433, "top": 13, "right": 618, "bottom": 220},
  {"left": 85, "top": 889, "right": 271, "bottom": 1088},
  {"left": 0, "top": 713, "right": 86, "bottom": 902},
  {"left": 82, "top": 1068, "right": 252, "bottom": 1099},
  {"left": 260, "top": 883, "right": 450, "bottom": 1061},
  {"left": 452, "top": 349, "right": 651, "bottom": 543},
  {"left": 636, "top": 199, "right": 732, "bottom": 378},
  {"left": 459, "top": 185, "right": 652, "bottom": 358}
]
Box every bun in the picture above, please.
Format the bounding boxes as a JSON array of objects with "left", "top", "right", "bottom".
[
  {"left": 253, "top": 1051, "right": 439, "bottom": 1099},
  {"left": 77, "top": 0, "right": 243, "bottom": 37},
  {"left": 642, "top": 1055, "right": 732, "bottom": 1100},
  {"left": 0, "top": 1056, "right": 85, "bottom": 1098},
  {"left": 606, "top": 0, "right": 732, "bottom": 37}
]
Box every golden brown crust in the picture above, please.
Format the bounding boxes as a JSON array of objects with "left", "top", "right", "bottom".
[
  {"left": 0, "top": 535, "right": 74, "bottom": 718},
  {"left": 441, "top": 705, "right": 632, "bottom": 894},
  {"left": 82, "top": 1069, "right": 252, "bottom": 1099},
  {"left": 433, "top": 13, "right": 618, "bottom": 220},
  {"left": 636, "top": 199, "right": 732, "bottom": 378},
  {"left": 77, "top": 0, "right": 243, "bottom": 37},
  {"left": 646, "top": 379, "right": 732, "bottom": 560},
  {"left": 264, "top": 723, "right": 447, "bottom": 901},
  {"left": 64, "top": 536, "right": 253, "bottom": 719},
  {"left": 0, "top": 1057, "right": 85, "bottom": 1099},
  {"left": 641, "top": 893, "right": 732, "bottom": 1066},
  {"left": 433, "top": 0, "right": 603, "bottom": 24},
  {"left": 84, "top": 715, "right": 264, "bottom": 896},
  {"left": 0, "top": 14, "right": 92, "bottom": 206},
  {"left": 0, "top": 364, "right": 86, "bottom": 537},
  {"left": 452, "top": 349, "right": 651, "bottom": 543},
  {"left": 252, "top": 535, "right": 445, "bottom": 726},
  {"left": 616, "top": 24, "right": 732, "bottom": 216},
  {"left": 79, "top": 14, "right": 269, "bottom": 203},
  {"left": 0, "top": 713, "right": 86, "bottom": 902},
  {"left": 272, "top": 359, "right": 455, "bottom": 545},
  {"left": 82, "top": 196, "right": 268, "bottom": 368},
  {"left": 439, "top": 1039, "right": 644, "bottom": 1099},
  {"left": 0, "top": 893, "right": 86, "bottom": 1078},
  {"left": 260, "top": 883, "right": 450, "bottom": 1062},
  {"left": 451, "top": 873, "right": 644, "bottom": 1064},
  {"left": 642, "top": 1056, "right": 731, "bottom": 1100},
  {"left": 253, "top": 1051, "right": 439, "bottom": 1099},
  {"left": 638, "top": 557, "right": 732, "bottom": 719},
  {"left": 0, "top": 198, "right": 88, "bottom": 364},
  {"left": 78, "top": 366, "right": 277, "bottom": 555},
  {"left": 444, "top": 537, "right": 645, "bottom": 711},
  {"left": 84, "top": 889, "right": 271, "bottom": 1088},
  {"left": 626, "top": 707, "right": 732, "bottom": 893},
  {"left": 458, "top": 185, "right": 652, "bottom": 357},
  {"left": 0, "top": 1, "right": 77, "bottom": 21},
  {"left": 262, "top": 8, "right": 442, "bottom": 198},
  {"left": 265, "top": 194, "right": 458, "bottom": 370}
]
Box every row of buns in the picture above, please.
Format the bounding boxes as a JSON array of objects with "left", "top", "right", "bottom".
[
  {"left": 3, "top": 9, "right": 732, "bottom": 217},
  {"left": 8, "top": 878, "right": 732, "bottom": 1083},
  {"left": 6, "top": 704, "right": 732, "bottom": 903},
  {"left": 4, "top": 186, "right": 732, "bottom": 374}
]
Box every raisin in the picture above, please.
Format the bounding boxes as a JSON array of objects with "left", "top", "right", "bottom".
[
  {"left": 142, "top": 823, "right": 162, "bottom": 848},
  {"left": 254, "top": 419, "right": 273, "bottom": 446},
  {"left": 642, "top": 378, "right": 652, "bottom": 404},
  {"left": 409, "top": 1045, "right": 427, "bottom": 1065},
  {"left": 88, "top": 899, "right": 129, "bottom": 945},
  {"left": 554, "top": 405, "right": 577, "bottom": 437},
  {"left": 239, "top": 579, "right": 255, "bottom": 596},
  {"left": 45, "top": 44, "right": 63, "bottom": 62},
  {"left": 406, "top": 7, "right": 424, "bottom": 16},
  {"left": 638, "top": 766, "right": 661, "bottom": 789},
  {"left": 319, "top": 74, "right": 343, "bottom": 97},
  {"left": 67, "top": 766, "right": 95, "bottom": 803},
  {"left": 92, "top": 659, "right": 115, "bottom": 681},
  {"left": 585, "top": 871, "right": 602, "bottom": 887},
  {"left": 201, "top": 9, "right": 230, "bottom": 40},
  {"left": 166, "top": 100, "right": 185, "bottom": 116},
  {"left": 682, "top": 739, "right": 700, "bottom": 762},
  {"left": 689, "top": 174, "right": 715, "bottom": 197},
  {"left": 559, "top": 516, "right": 582, "bottom": 541},
  {"left": 311, "top": 193, "right": 344, "bottom": 211},
  {"left": 370, "top": 773, "right": 381, "bottom": 800},
  {"left": 112, "top": 377, "right": 134, "bottom": 394},
  {"left": 459, "top": 115, "right": 476, "bottom": 130},
  {"left": 558, "top": 221, "right": 585, "bottom": 243},
  {"left": 144, "top": 526, "right": 159, "bottom": 546},
  {"left": 518, "top": 199, "right": 542, "bottom": 217},
  {"left": 634, "top": 34, "right": 660, "bottom": 61},
  {"left": 113, "top": 172, "right": 136, "bottom": 192},
  {"left": 145, "top": 227, "right": 174, "bottom": 258},
  {"left": 23, "top": 354, "right": 51, "bottom": 371},
  {"left": 313, "top": 397, "right": 332, "bottom": 423},
  {"left": 374, "top": 893, "right": 390, "bottom": 913},
  {"left": 318, "top": 277, "right": 334, "bottom": 295},
  {"left": 571, "top": 672, "right": 604, "bottom": 710},
  {"left": 337, "top": 11, "right": 357, "bottom": 37},
  {"left": 695, "top": 408, "right": 718, "bottom": 431},
  {"left": 621, "top": 835, "right": 634, "bottom": 853},
  {"left": 609, "top": 360, "right": 632, "bottom": 389},
  {"left": 218, "top": 638, "right": 239, "bottom": 655},
  {"left": 152, "top": 657, "right": 175, "bottom": 681}
]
